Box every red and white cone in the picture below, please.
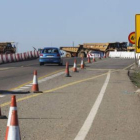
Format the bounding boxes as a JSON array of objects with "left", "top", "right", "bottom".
[
  {"left": 0, "top": 106, "right": 7, "bottom": 119},
  {"left": 103, "top": 53, "right": 106, "bottom": 58},
  {"left": 5, "top": 95, "right": 17, "bottom": 140},
  {"left": 65, "top": 62, "right": 71, "bottom": 77},
  {"left": 73, "top": 59, "right": 78, "bottom": 72},
  {"left": 88, "top": 54, "right": 91, "bottom": 63},
  {"left": 93, "top": 55, "right": 95, "bottom": 62},
  {"left": 7, "top": 110, "right": 21, "bottom": 140},
  {"left": 81, "top": 57, "right": 84, "bottom": 69},
  {"left": 32, "top": 70, "right": 42, "bottom": 93}
]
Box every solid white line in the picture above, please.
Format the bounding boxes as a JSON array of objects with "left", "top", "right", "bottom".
[{"left": 74, "top": 71, "right": 110, "bottom": 140}]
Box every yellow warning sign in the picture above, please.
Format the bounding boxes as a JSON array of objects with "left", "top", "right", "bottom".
[{"left": 135, "top": 14, "right": 140, "bottom": 53}]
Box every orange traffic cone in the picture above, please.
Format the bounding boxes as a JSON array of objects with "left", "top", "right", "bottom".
[
  {"left": 93, "top": 55, "right": 95, "bottom": 62},
  {"left": 103, "top": 53, "right": 106, "bottom": 58},
  {"left": 88, "top": 55, "right": 91, "bottom": 63},
  {"left": 7, "top": 110, "right": 21, "bottom": 140},
  {"left": 0, "top": 106, "right": 7, "bottom": 119},
  {"left": 5, "top": 95, "right": 17, "bottom": 140},
  {"left": 81, "top": 57, "right": 84, "bottom": 69},
  {"left": 99, "top": 54, "right": 102, "bottom": 59},
  {"left": 73, "top": 59, "right": 78, "bottom": 72},
  {"left": 65, "top": 62, "right": 71, "bottom": 77},
  {"left": 32, "top": 70, "right": 42, "bottom": 93}
]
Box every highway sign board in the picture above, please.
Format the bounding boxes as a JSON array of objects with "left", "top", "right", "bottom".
[
  {"left": 128, "top": 32, "right": 135, "bottom": 44},
  {"left": 135, "top": 14, "right": 140, "bottom": 53}
]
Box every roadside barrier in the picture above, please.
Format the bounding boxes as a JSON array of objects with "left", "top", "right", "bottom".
[
  {"left": 0, "top": 106, "right": 7, "bottom": 119},
  {"left": 73, "top": 59, "right": 78, "bottom": 72},
  {"left": 5, "top": 95, "right": 17, "bottom": 140},
  {"left": 0, "top": 51, "right": 39, "bottom": 64},
  {"left": 7, "top": 110, "right": 21, "bottom": 140},
  {"left": 81, "top": 57, "right": 84, "bottom": 69},
  {"left": 65, "top": 62, "right": 71, "bottom": 77},
  {"left": 32, "top": 70, "right": 42, "bottom": 93},
  {"left": 109, "top": 51, "right": 140, "bottom": 59}
]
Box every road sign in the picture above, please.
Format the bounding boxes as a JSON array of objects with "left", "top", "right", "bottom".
[
  {"left": 128, "top": 32, "right": 135, "bottom": 44},
  {"left": 135, "top": 14, "right": 140, "bottom": 53}
]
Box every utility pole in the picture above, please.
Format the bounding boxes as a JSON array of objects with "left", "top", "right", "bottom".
[{"left": 73, "top": 41, "right": 74, "bottom": 47}]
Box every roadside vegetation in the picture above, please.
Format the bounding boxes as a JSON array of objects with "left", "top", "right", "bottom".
[{"left": 129, "top": 65, "right": 140, "bottom": 88}]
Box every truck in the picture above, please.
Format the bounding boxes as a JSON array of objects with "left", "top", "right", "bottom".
[
  {"left": 60, "top": 42, "right": 128, "bottom": 57},
  {"left": 0, "top": 42, "right": 16, "bottom": 54}
]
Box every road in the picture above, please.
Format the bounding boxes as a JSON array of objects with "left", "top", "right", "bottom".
[{"left": 0, "top": 57, "right": 140, "bottom": 140}]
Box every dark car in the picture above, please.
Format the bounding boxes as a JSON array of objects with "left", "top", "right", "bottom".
[{"left": 39, "top": 47, "right": 63, "bottom": 66}]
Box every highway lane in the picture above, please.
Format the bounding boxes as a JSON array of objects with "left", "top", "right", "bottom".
[
  {"left": 0, "top": 57, "right": 84, "bottom": 90},
  {"left": 0, "top": 58, "right": 139, "bottom": 140}
]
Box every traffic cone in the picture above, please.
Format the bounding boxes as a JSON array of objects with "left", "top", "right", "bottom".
[
  {"left": 93, "top": 55, "right": 95, "bottom": 62},
  {"left": 5, "top": 95, "right": 17, "bottom": 140},
  {"left": 7, "top": 110, "right": 21, "bottom": 140},
  {"left": 88, "top": 55, "right": 91, "bottom": 63},
  {"left": 103, "top": 53, "right": 106, "bottom": 58},
  {"left": 99, "top": 54, "right": 102, "bottom": 59},
  {"left": 81, "top": 57, "right": 84, "bottom": 69},
  {"left": 65, "top": 62, "right": 71, "bottom": 77},
  {"left": 32, "top": 70, "right": 42, "bottom": 93},
  {"left": 0, "top": 106, "right": 7, "bottom": 119},
  {"left": 73, "top": 59, "right": 78, "bottom": 72}
]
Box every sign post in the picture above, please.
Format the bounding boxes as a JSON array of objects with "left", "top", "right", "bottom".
[{"left": 135, "top": 14, "right": 140, "bottom": 53}]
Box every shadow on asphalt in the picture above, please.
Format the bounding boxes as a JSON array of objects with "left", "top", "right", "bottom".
[{"left": 0, "top": 90, "right": 30, "bottom": 95}]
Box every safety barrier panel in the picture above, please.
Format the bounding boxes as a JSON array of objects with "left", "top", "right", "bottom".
[
  {"left": 0, "top": 51, "right": 39, "bottom": 64},
  {"left": 109, "top": 51, "right": 140, "bottom": 59}
]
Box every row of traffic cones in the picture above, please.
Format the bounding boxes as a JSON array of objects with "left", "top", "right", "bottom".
[
  {"left": 65, "top": 57, "right": 85, "bottom": 77},
  {"left": 87, "top": 53, "right": 106, "bottom": 63},
  {"left": 28, "top": 54, "right": 107, "bottom": 93}
]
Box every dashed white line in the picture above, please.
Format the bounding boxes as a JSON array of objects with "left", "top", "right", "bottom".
[
  {"left": 0, "top": 95, "right": 5, "bottom": 97},
  {"left": 74, "top": 71, "right": 110, "bottom": 140}
]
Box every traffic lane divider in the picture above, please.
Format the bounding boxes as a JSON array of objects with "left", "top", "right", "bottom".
[{"left": 0, "top": 72, "right": 109, "bottom": 108}]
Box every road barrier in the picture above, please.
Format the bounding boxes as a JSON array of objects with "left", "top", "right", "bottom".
[
  {"left": 109, "top": 51, "right": 140, "bottom": 59},
  {"left": 0, "top": 51, "right": 39, "bottom": 64}
]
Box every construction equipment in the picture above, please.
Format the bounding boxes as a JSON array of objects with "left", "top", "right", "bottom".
[
  {"left": 0, "top": 42, "right": 16, "bottom": 54},
  {"left": 60, "top": 42, "right": 129, "bottom": 57}
]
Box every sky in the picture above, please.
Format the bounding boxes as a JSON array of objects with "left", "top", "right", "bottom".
[{"left": 0, "top": 0, "right": 140, "bottom": 53}]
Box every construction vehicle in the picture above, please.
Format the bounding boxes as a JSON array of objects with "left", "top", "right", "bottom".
[
  {"left": 60, "top": 42, "right": 128, "bottom": 57},
  {"left": 0, "top": 42, "right": 16, "bottom": 54}
]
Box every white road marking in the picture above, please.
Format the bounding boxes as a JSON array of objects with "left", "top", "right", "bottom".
[
  {"left": 74, "top": 71, "right": 110, "bottom": 140},
  {"left": 25, "top": 84, "right": 32, "bottom": 87},
  {"left": 0, "top": 95, "right": 5, "bottom": 97},
  {"left": 19, "top": 87, "right": 29, "bottom": 89},
  {"left": 12, "top": 71, "right": 65, "bottom": 91}
]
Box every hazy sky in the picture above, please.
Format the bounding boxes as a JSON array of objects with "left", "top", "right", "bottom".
[{"left": 0, "top": 0, "right": 139, "bottom": 52}]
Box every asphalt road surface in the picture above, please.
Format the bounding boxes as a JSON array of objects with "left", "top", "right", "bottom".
[{"left": 1, "top": 57, "right": 140, "bottom": 140}]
